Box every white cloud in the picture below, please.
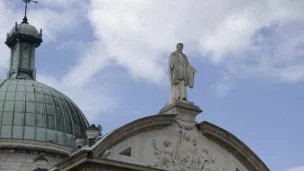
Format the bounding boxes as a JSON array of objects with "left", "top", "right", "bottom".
[
  {"left": 37, "top": 74, "right": 117, "bottom": 121},
  {"left": 77, "top": 0, "right": 304, "bottom": 95},
  {"left": 214, "top": 76, "right": 234, "bottom": 97},
  {"left": 287, "top": 166, "right": 304, "bottom": 171},
  {"left": 1, "top": 0, "right": 304, "bottom": 118}
]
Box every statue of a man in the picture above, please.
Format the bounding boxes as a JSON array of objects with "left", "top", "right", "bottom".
[{"left": 169, "top": 43, "right": 196, "bottom": 102}]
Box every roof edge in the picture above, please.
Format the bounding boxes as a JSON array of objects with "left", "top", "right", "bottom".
[
  {"left": 91, "top": 114, "right": 177, "bottom": 156},
  {"left": 0, "top": 139, "right": 72, "bottom": 156},
  {"left": 198, "top": 121, "right": 270, "bottom": 171}
]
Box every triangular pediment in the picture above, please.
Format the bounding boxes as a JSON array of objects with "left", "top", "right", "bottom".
[{"left": 86, "top": 102, "right": 268, "bottom": 171}]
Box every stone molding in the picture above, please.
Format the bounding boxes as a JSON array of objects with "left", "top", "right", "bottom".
[
  {"left": 54, "top": 151, "right": 166, "bottom": 171},
  {"left": 92, "top": 114, "right": 177, "bottom": 157},
  {"left": 0, "top": 139, "right": 71, "bottom": 157},
  {"left": 198, "top": 121, "right": 270, "bottom": 171},
  {"left": 53, "top": 150, "right": 89, "bottom": 171},
  {"left": 88, "top": 158, "right": 167, "bottom": 171},
  {"left": 53, "top": 114, "right": 270, "bottom": 171},
  {"left": 158, "top": 99, "right": 202, "bottom": 122}
]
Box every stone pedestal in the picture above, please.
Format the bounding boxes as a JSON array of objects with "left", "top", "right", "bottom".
[{"left": 158, "top": 99, "right": 202, "bottom": 122}]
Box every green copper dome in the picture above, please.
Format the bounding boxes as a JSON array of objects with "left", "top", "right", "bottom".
[{"left": 0, "top": 79, "right": 89, "bottom": 148}]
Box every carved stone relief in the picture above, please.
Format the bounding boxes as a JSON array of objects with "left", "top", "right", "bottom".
[
  {"left": 21, "top": 44, "right": 30, "bottom": 68},
  {"left": 12, "top": 45, "right": 18, "bottom": 70},
  {"left": 149, "top": 128, "right": 219, "bottom": 171},
  {"left": 175, "top": 120, "right": 197, "bottom": 131}
]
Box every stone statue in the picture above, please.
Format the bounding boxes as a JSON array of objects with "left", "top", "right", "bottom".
[{"left": 169, "top": 43, "right": 197, "bottom": 102}]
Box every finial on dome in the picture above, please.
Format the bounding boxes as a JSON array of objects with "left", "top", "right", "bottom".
[
  {"left": 14, "top": 22, "right": 18, "bottom": 31},
  {"left": 22, "top": 0, "right": 38, "bottom": 23},
  {"left": 39, "top": 28, "right": 42, "bottom": 37}
]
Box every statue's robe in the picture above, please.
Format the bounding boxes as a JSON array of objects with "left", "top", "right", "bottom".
[{"left": 169, "top": 51, "right": 194, "bottom": 101}]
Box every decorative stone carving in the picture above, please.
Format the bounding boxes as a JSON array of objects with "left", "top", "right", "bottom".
[
  {"left": 22, "top": 44, "right": 30, "bottom": 68},
  {"left": 101, "top": 149, "right": 111, "bottom": 158},
  {"left": 175, "top": 120, "right": 197, "bottom": 131},
  {"left": 159, "top": 99, "right": 202, "bottom": 123},
  {"left": 149, "top": 129, "right": 219, "bottom": 171},
  {"left": 12, "top": 45, "right": 18, "bottom": 70},
  {"left": 149, "top": 139, "right": 183, "bottom": 170}
]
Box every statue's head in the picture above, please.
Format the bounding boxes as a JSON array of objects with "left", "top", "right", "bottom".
[
  {"left": 192, "top": 139, "right": 197, "bottom": 145},
  {"left": 164, "top": 140, "right": 171, "bottom": 146},
  {"left": 154, "top": 150, "right": 160, "bottom": 157},
  {"left": 184, "top": 133, "right": 190, "bottom": 141},
  {"left": 176, "top": 43, "right": 183, "bottom": 52},
  {"left": 202, "top": 148, "right": 208, "bottom": 154}
]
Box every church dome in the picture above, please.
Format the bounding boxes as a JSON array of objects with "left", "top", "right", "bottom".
[
  {"left": 0, "top": 78, "right": 89, "bottom": 148},
  {"left": 9, "top": 22, "right": 39, "bottom": 38},
  {"left": 5, "top": 21, "right": 42, "bottom": 48}
]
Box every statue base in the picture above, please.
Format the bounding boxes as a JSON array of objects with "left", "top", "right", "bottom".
[{"left": 158, "top": 99, "right": 202, "bottom": 122}]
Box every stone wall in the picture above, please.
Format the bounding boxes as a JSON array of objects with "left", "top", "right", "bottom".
[
  {"left": 106, "top": 124, "right": 249, "bottom": 171},
  {"left": 74, "top": 163, "right": 135, "bottom": 171},
  {"left": 0, "top": 152, "right": 62, "bottom": 171}
]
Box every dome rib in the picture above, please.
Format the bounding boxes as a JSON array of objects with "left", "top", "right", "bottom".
[
  {"left": 19, "top": 80, "right": 26, "bottom": 139},
  {"left": 0, "top": 79, "right": 12, "bottom": 138},
  {"left": 0, "top": 80, "right": 5, "bottom": 87},
  {"left": 71, "top": 104, "right": 86, "bottom": 133},
  {"left": 0, "top": 79, "right": 89, "bottom": 148},
  {"left": 34, "top": 81, "right": 48, "bottom": 141},
  {"left": 65, "top": 98, "right": 81, "bottom": 135},
  {"left": 50, "top": 88, "right": 67, "bottom": 146},
  {"left": 73, "top": 102, "right": 89, "bottom": 128},
  {"left": 11, "top": 79, "right": 19, "bottom": 138},
  {"left": 68, "top": 97, "right": 86, "bottom": 133},
  {"left": 31, "top": 80, "right": 38, "bottom": 140},
  {"left": 57, "top": 92, "right": 75, "bottom": 147},
  {"left": 43, "top": 83, "right": 58, "bottom": 144}
]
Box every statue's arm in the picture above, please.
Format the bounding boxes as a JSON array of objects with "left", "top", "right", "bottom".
[
  {"left": 153, "top": 139, "right": 159, "bottom": 151},
  {"left": 193, "top": 67, "right": 197, "bottom": 74},
  {"left": 185, "top": 55, "right": 197, "bottom": 74},
  {"left": 170, "top": 62, "right": 174, "bottom": 69},
  {"left": 169, "top": 53, "right": 174, "bottom": 69}
]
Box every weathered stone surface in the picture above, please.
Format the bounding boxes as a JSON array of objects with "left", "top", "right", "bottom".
[
  {"left": 104, "top": 122, "right": 246, "bottom": 171},
  {"left": 168, "top": 43, "right": 197, "bottom": 102},
  {"left": 0, "top": 152, "right": 61, "bottom": 171},
  {"left": 159, "top": 99, "right": 202, "bottom": 122}
]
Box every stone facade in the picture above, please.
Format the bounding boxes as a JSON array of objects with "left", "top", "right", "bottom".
[
  {"left": 0, "top": 152, "right": 62, "bottom": 171},
  {"left": 52, "top": 101, "right": 269, "bottom": 171},
  {"left": 106, "top": 123, "right": 247, "bottom": 171}
]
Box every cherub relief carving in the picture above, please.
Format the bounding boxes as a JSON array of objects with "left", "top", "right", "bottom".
[
  {"left": 149, "top": 139, "right": 183, "bottom": 170},
  {"left": 196, "top": 148, "right": 218, "bottom": 171},
  {"left": 149, "top": 127, "right": 219, "bottom": 171},
  {"left": 176, "top": 133, "right": 197, "bottom": 168}
]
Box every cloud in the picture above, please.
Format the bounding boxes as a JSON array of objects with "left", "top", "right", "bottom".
[
  {"left": 214, "top": 76, "right": 234, "bottom": 97},
  {"left": 287, "top": 166, "right": 304, "bottom": 171},
  {"left": 37, "top": 74, "right": 117, "bottom": 121},
  {"left": 1, "top": 0, "right": 304, "bottom": 119},
  {"left": 75, "top": 0, "right": 304, "bottom": 96}
]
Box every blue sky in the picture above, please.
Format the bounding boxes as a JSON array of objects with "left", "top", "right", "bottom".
[{"left": 0, "top": 0, "right": 303, "bottom": 170}]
